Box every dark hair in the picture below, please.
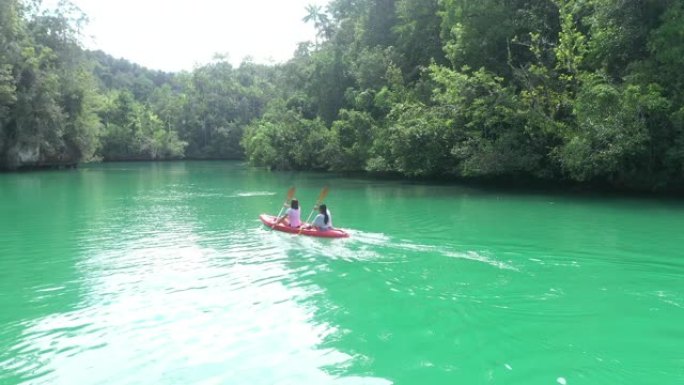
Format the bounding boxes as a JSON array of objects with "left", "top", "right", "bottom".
[
  {"left": 291, "top": 199, "right": 299, "bottom": 210},
  {"left": 319, "top": 204, "right": 329, "bottom": 224}
]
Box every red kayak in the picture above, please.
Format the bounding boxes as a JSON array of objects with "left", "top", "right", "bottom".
[{"left": 259, "top": 214, "right": 350, "bottom": 238}]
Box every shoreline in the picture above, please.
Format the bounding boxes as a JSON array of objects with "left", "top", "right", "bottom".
[{"left": 3, "top": 159, "right": 683, "bottom": 198}]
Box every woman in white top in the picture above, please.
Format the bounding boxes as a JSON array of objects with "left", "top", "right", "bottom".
[
  {"left": 310, "top": 203, "right": 333, "bottom": 231},
  {"left": 275, "top": 199, "right": 301, "bottom": 228}
]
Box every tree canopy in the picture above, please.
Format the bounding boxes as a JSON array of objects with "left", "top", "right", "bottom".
[{"left": 244, "top": 0, "right": 684, "bottom": 192}]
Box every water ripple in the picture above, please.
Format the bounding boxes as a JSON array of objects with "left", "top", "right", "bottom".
[{"left": 3, "top": 162, "right": 684, "bottom": 385}]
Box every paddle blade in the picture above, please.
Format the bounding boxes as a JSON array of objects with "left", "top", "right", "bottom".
[
  {"left": 286, "top": 186, "right": 296, "bottom": 201},
  {"left": 317, "top": 186, "right": 329, "bottom": 205}
]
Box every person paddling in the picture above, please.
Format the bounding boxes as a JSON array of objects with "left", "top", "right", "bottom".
[
  {"left": 275, "top": 199, "right": 301, "bottom": 228},
  {"left": 308, "top": 203, "right": 333, "bottom": 231}
]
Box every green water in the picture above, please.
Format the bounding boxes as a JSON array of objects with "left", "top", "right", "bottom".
[{"left": 1, "top": 161, "right": 683, "bottom": 385}]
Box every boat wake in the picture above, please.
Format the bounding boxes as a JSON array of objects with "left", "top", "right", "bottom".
[
  {"left": 257, "top": 223, "right": 517, "bottom": 271},
  {"left": 231, "top": 191, "right": 277, "bottom": 197}
]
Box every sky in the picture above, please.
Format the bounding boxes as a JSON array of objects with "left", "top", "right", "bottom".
[{"left": 46, "top": 0, "right": 329, "bottom": 72}]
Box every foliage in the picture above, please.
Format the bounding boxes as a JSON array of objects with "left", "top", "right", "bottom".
[
  {"left": 99, "top": 90, "right": 186, "bottom": 160},
  {"left": 328, "top": 109, "right": 375, "bottom": 171},
  {"left": 242, "top": 103, "right": 332, "bottom": 170},
  {"left": 3, "top": 0, "right": 684, "bottom": 191},
  {"left": 241, "top": 0, "right": 684, "bottom": 191},
  {"left": 0, "top": 0, "right": 100, "bottom": 169}
]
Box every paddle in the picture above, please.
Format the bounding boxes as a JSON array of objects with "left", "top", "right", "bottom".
[
  {"left": 273, "top": 186, "right": 296, "bottom": 229},
  {"left": 300, "top": 186, "right": 329, "bottom": 234}
]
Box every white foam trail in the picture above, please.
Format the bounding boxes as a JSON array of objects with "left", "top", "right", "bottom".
[
  {"left": 255, "top": 222, "right": 517, "bottom": 270},
  {"left": 444, "top": 250, "right": 518, "bottom": 271},
  {"left": 232, "top": 191, "right": 277, "bottom": 197}
]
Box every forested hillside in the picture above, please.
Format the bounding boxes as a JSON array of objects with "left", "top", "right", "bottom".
[
  {"left": 2, "top": 0, "right": 683, "bottom": 192},
  {"left": 0, "top": 0, "right": 275, "bottom": 166},
  {"left": 243, "top": 0, "right": 684, "bottom": 191}
]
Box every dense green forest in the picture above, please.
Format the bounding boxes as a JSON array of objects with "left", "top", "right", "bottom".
[{"left": 1, "top": 0, "right": 683, "bottom": 192}]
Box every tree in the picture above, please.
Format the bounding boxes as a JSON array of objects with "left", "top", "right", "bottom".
[{"left": 303, "top": 4, "right": 333, "bottom": 45}]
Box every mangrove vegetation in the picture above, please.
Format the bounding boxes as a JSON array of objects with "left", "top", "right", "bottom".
[{"left": 1, "top": 0, "right": 683, "bottom": 192}]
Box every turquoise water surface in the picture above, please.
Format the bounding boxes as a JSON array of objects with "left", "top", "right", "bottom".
[{"left": 1, "top": 161, "right": 683, "bottom": 385}]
